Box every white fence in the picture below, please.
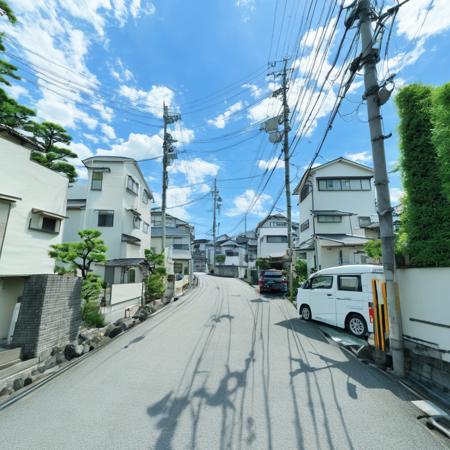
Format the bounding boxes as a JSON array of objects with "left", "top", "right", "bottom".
[{"left": 397, "top": 268, "right": 450, "bottom": 363}]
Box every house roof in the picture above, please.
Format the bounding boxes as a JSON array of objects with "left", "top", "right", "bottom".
[
  {"left": 256, "top": 213, "right": 287, "bottom": 230},
  {"left": 0, "top": 125, "right": 44, "bottom": 152},
  {"left": 104, "top": 258, "right": 145, "bottom": 267},
  {"left": 293, "top": 157, "right": 374, "bottom": 195},
  {"left": 83, "top": 155, "right": 153, "bottom": 200}
]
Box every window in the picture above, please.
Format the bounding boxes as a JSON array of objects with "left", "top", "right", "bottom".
[
  {"left": 42, "top": 217, "right": 57, "bottom": 232},
  {"left": 358, "top": 216, "right": 371, "bottom": 227},
  {"left": 317, "top": 177, "right": 372, "bottom": 191},
  {"left": 300, "top": 219, "right": 310, "bottom": 232},
  {"left": 142, "top": 190, "right": 149, "bottom": 204},
  {"left": 133, "top": 215, "right": 142, "bottom": 229},
  {"left": 98, "top": 211, "right": 114, "bottom": 227},
  {"left": 275, "top": 221, "right": 286, "bottom": 227},
  {"left": 300, "top": 184, "right": 310, "bottom": 202},
  {"left": 310, "top": 275, "right": 333, "bottom": 289},
  {"left": 127, "top": 268, "right": 136, "bottom": 283},
  {"left": 28, "top": 210, "right": 62, "bottom": 234},
  {"left": 174, "top": 262, "right": 183, "bottom": 273},
  {"left": 0, "top": 201, "right": 11, "bottom": 256},
  {"left": 143, "top": 222, "right": 149, "bottom": 233},
  {"left": 126, "top": 175, "right": 139, "bottom": 195},
  {"left": 338, "top": 275, "right": 362, "bottom": 292},
  {"left": 152, "top": 218, "right": 162, "bottom": 227},
  {"left": 317, "top": 215, "right": 342, "bottom": 223},
  {"left": 266, "top": 235, "right": 288, "bottom": 243},
  {"left": 91, "top": 171, "right": 103, "bottom": 191}
]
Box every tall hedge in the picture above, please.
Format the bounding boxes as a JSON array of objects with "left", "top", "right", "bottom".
[
  {"left": 432, "top": 83, "right": 450, "bottom": 202},
  {"left": 395, "top": 84, "right": 450, "bottom": 267}
]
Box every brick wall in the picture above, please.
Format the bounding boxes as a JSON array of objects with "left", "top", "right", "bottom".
[{"left": 12, "top": 275, "right": 82, "bottom": 359}]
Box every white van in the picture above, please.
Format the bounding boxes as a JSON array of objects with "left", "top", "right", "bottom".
[{"left": 296, "top": 265, "right": 384, "bottom": 337}]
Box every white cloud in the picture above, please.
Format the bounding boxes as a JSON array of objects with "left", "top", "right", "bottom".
[
  {"left": 93, "top": 103, "right": 114, "bottom": 122},
  {"left": 153, "top": 186, "right": 193, "bottom": 221},
  {"left": 70, "top": 142, "right": 94, "bottom": 180},
  {"left": 248, "top": 97, "right": 282, "bottom": 123},
  {"left": 96, "top": 132, "right": 162, "bottom": 160},
  {"left": 84, "top": 134, "right": 99, "bottom": 144},
  {"left": 5, "top": 84, "right": 28, "bottom": 99},
  {"left": 257, "top": 157, "right": 284, "bottom": 171},
  {"left": 101, "top": 124, "right": 116, "bottom": 140},
  {"left": 170, "top": 123, "right": 195, "bottom": 145},
  {"left": 169, "top": 158, "right": 219, "bottom": 184},
  {"left": 300, "top": 17, "right": 337, "bottom": 49},
  {"left": 242, "top": 83, "right": 263, "bottom": 98},
  {"left": 111, "top": 58, "right": 135, "bottom": 83},
  {"left": 119, "top": 84, "right": 175, "bottom": 118},
  {"left": 390, "top": 187, "right": 404, "bottom": 204},
  {"left": 226, "top": 189, "right": 272, "bottom": 217},
  {"left": 207, "top": 101, "right": 243, "bottom": 128},
  {"left": 345, "top": 151, "right": 372, "bottom": 163},
  {"left": 384, "top": 38, "right": 426, "bottom": 75},
  {"left": 130, "top": 0, "right": 156, "bottom": 18},
  {"left": 396, "top": 0, "right": 450, "bottom": 40}
]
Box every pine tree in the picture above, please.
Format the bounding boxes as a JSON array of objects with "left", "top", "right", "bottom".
[{"left": 25, "top": 121, "right": 79, "bottom": 182}]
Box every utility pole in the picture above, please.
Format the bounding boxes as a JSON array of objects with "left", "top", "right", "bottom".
[
  {"left": 265, "top": 58, "right": 294, "bottom": 297},
  {"left": 356, "top": 0, "right": 404, "bottom": 376},
  {"left": 211, "top": 179, "right": 221, "bottom": 273},
  {"left": 161, "top": 103, "right": 181, "bottom": 254}
]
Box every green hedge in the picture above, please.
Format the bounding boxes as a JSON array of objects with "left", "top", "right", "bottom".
[
  {"left": 432, "top": 83, "right": 450, "bottom": 202},
  {"left": 396, "top": 84, "right": 450, "bottom": 267}
]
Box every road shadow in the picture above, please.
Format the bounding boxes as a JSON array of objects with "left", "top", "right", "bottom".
[
  {"left": 211, "top": 314, "right": 234, "bottom": 323},
  {"left": 275, "top": 318, "right": 329, "bottom": 343}
]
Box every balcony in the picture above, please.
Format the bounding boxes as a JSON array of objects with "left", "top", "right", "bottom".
[{"left": 173, "top": 244, "right": 190, "bottom": 250}]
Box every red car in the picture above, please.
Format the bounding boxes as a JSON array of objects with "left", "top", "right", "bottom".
[{"left": 258, "top": 269, "right": 288, "bottom": 293}]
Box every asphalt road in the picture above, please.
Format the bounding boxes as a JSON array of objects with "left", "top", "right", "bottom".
[{"left": 0, "top": 275, "right": 448, "bottom": 450}]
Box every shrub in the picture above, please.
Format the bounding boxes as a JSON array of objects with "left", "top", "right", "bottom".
[
  {"left": 81, "top": 273, "right": 104, "bottom": 327},
  {"left": 364, "top": 240, "right": 382, "bottom": 263},
  {"left": 144, "top": 249, "right": 166, "bottom": 302}
]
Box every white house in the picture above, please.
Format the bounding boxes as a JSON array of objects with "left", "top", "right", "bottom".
[
  {"left": 64, "top": 156, "right": 153, "bottom": 287},
  {"left": 0, "top": 126, "right": 68, "bottom": 344},
  {"left": 256, "top": 214, "right": 298, "bottom": 268},
  {"left": 151, "top": 210, "right": 194, "bottom": 280},
  {"left": 293, "top": 157, "right": 379, "bottom": 272}
]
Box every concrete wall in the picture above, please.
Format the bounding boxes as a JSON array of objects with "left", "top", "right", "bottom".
[
  {"left": 12, "top": 275, "right": 82, "bottom": 359},
  {"left": 397, "top": 268, "right": 450, "bottom": 364},
  {"left": 0, "top": 136, "right": 68, "bottom": 276}
]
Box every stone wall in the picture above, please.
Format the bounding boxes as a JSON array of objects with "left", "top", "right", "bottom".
[{"left": 12, "top": 275, "right": 82, "bottom": 359}]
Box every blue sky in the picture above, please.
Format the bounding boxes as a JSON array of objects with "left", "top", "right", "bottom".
[{"left": 2, "top": 0, "right": 450, "bottom": 239}]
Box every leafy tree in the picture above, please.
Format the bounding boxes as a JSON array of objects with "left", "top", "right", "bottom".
[
  {"left": 215, "top": 254, "right": 225, "bottom": 264},
  {"left": 364, "top": 239, "right": 382, "bottom": 264},
  {"left": 143, "top": 249, "right": 166, "bottom": 301},
  {"left": 49, "top": 229, "right": 107, "bottom": 279},
  {"left": 25, "top": 121, "right": 78, "bottom": 182}
]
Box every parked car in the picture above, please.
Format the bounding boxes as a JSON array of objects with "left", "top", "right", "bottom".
[
  {"left": 295, "top": 265, "right": 384, "bottom": 337},
  {"left": 259, "top": 269, "right": 288, "bottom": 294}
]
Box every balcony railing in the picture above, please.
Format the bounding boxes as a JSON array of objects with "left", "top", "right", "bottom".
[{"left": 173, "top": 244, "right": 190, "bottom": 250}]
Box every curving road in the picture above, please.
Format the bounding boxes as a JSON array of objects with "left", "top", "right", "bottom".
[{"left": 0, "top": 274, "right": 447, "bottom": 449}]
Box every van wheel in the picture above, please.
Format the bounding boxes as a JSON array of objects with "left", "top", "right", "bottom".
[
  {"left": 346, "top": 314, "right": 367, "bottom": 337},
  {"left": 300, "top": 305, "right": 312, "bottom": 321}
]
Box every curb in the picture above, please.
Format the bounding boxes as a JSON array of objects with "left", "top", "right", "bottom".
[{"left": 0, "top": 282, "right": 200, "bottom": 412}]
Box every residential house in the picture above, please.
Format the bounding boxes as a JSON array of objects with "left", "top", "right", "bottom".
[
  {"left": 64, "top": 156, "right": 153, "bottom": 287},
  {"left": 236, "top": 230, "right": 258, "bottom": 268},
  {"left": 192, "top": 238, "right": 209, "bottom": 272},
  {"left": 293, "top": 157, "right": 379, "bottom": 272},
  {"left": 215, "top": 238, "right": 247, "bottom": 278},
  {"left": 0, "top": 126, "right": 68, "bottom": 344},
  {"left": 151, "top": 210, "right": 194, "bottom": 281},
  {"left": 256, "top": 214, "right": 298, "bottom": 269}
]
